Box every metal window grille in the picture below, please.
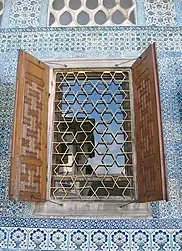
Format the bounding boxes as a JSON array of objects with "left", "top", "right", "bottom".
[{"left": 51, "top": 69, "right": 135, "bottom": 201}]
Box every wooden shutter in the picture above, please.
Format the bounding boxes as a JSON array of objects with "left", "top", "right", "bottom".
[
  {"left": 132, "top": 43, "right": 167, "bottom": 202},
  {"left": 9, "top": 50, "right": 49, "bottom": 202}
]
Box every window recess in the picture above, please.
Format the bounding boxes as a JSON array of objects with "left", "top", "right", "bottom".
[{"left": 9, "top": 44, "right": 168, "bottom": 205}]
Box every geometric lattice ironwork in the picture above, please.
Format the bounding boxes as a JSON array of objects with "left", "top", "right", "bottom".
[{"left": 51, "top": 69, "right": 134, "bottom": 201}]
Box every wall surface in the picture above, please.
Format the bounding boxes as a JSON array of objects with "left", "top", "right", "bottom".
[{"left": 0, "top": 0, "right": 181, "bottom": 250}]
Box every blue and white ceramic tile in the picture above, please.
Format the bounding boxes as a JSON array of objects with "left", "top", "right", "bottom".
[
  {"left": 0, "top": 228, "right": 181, "bottom": 250},
  {"left": 8, "top": 228, "right": 28, "bottom": 249},
  {"left": 0, "top": 1, "right": 181, "bottom": 250},
  {"left": 174, "top": 0, "right": 182, "bottom": 26},
  {"left": 28, "top": 228, "right": 48, "bottom": 250},
  {"left": 69, "top": 230, "right": 89, "bottom": 251},
  {"left": 8, "top": 0, "right": 41, "bottom": 28},
  {"left": 48, "top": 229, "right": 68, "bottom": 250},
  {"left": 144, "top": 0, "right": 176, "bottom": 26}
]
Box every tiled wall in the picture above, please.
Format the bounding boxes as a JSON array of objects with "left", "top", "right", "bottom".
[
  {"left": 0, "top": 227, "right": 181, "bottom": 250},
  {"left": 0, "top": 1, "right": 181, "bottom": 251}
]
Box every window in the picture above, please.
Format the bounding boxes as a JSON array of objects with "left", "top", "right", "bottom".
[
  {"left": 48, "top": 0, "right": 136, "bottom": 26},
  {"left": 9, "top": 44, "right": 167, "bottom": 206},
  {"left": 50, "top": 69, "right": 134, "bottom": 202}
]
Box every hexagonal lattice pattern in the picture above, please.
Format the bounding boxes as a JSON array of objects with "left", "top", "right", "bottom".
[
  {"left": 51, "top": 69, "right": 134, "bottom": 201},
  {"left": 48, "top": 0, "right": 136, "bottom": 27}
]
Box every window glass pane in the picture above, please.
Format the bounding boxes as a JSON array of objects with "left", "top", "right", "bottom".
[
  {"left": 59, "top": 11, "right": 72, "bottom": 25},
  {"left": 69, "top": 0, "right": 81, "bottom": 10},
  {"left": 112, "top": 10, "right": 125, "bottom": 24},
  {"left": 94, "top": 10, "right": 107, "bottom": 25},
  {"left": 103, "top": 0, "right": 116, "bottom": 9},
  {"left": 86, "top": 0, "right": 98, "bottom": 9},
  {"left": 49, "top": 12, "right": 55, "bottom": 25},
  {"left": 77, "top": 11, "right": 89, "bottom": 25},
  {"left": 120, "top": 0, "right": 133, "bottom": 9},
  {"left": 129, "top": 10, "right": 136, "bottom": 24},
  {"left": 52, "top": 0, "right": 64, "bottom": 10}
]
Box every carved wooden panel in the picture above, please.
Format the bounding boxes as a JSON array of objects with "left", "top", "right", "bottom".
[
  {"left": 132, "top": 43, "right": 167, "bottom": 202},
  {"left": 9, "top": 50, "right": 49, "bottom": 201}
]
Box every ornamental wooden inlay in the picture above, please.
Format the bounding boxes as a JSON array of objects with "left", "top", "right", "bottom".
[
  {"left": 132, "top": 43, "right": 167, "bottom": 202},
  {"left": 137, "top": 75, "right": 154, "bottom": 159},
  {"left": 22, "top": 77, "right": 43, "bottom": 159},
  {"left": 10, "top": 50, "right": 49, "bottom": 202}
]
